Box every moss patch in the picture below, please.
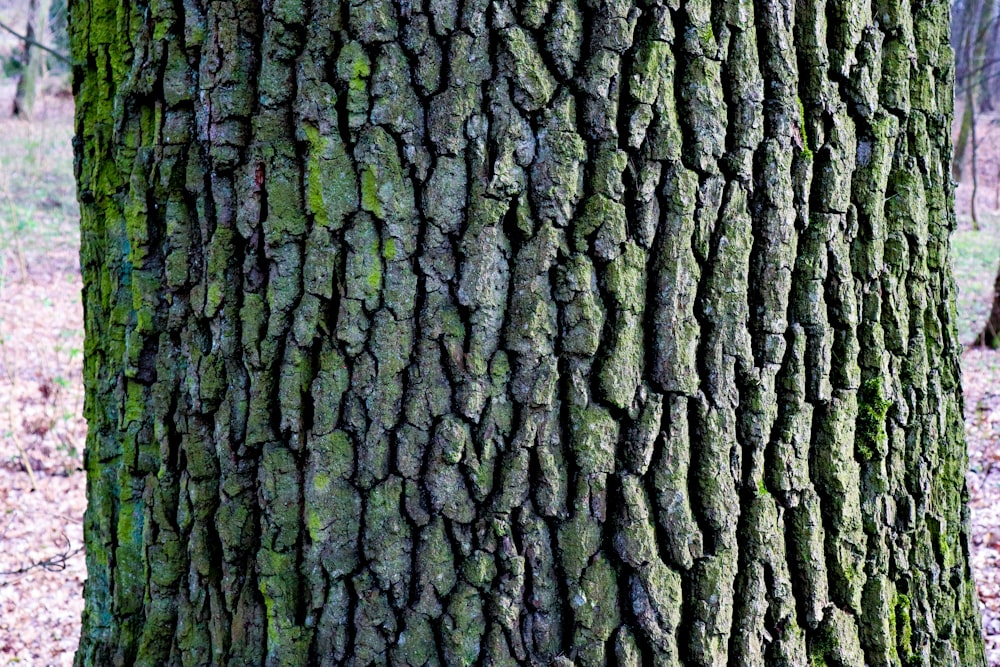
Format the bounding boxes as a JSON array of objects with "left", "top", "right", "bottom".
[{"left": 857, "top": 377, "right": 891, "bottom": 461}]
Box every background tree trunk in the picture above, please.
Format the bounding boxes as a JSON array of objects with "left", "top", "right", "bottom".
[
  {"left": 952, "top": 0, "right": 996, "bottom": 183},
  {"left": 13, "top": 0, "right": 52, "bottom": 117},
  {"left": 71, "top": 0, "right": 985, "bottom": 665},
  {"left": 974, "top": 264, "right": 1000, "bottom": 347}
]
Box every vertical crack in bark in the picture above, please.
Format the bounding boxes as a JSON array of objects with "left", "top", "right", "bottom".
[{"left": 72, "top": 0, "right": 986, "bottom": 665}]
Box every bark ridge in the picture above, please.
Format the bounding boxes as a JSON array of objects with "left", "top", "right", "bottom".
[{"left": 71, "top": 0, "right": 984, "bottom": 665}]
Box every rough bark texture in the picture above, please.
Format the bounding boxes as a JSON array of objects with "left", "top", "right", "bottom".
[{"left": 71, "top": 0, "right": 984, "bottom": 665}]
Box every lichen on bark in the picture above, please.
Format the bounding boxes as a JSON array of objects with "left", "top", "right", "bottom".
[{"left": 72, "top": 0, "right": 984, "bottom": 665}]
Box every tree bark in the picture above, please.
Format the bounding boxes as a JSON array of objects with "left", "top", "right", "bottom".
[{"left": 71, "top": 0, "right": 985, "bottom": 666}]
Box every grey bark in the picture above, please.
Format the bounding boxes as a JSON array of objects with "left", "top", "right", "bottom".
[{"left": 71, "top": 0, "right": 985, "bottom": 665}]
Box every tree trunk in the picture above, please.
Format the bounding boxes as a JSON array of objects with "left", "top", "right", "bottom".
[
  {"left": 969, "top": 82, "right": 980, "bottom": 231},
  {"left": 13, "top": 0, "right": 52, "bottom": 118},
  {"left": 951, "top": 0, "right": 976, "bottom": 182},
  {"left": 952, "top": 0, "right": 995, "bottom": 182},
  {"left": 70, "top": 0, "right": 985, "bottom": 666},
  {"left": 975, "top": 262, "right": 1000, "bottom": 347},
  {"left": 983, "top": 11, "right": 1000, "bottom": 111}
]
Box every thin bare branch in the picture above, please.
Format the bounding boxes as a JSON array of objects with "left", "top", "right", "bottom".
[
  {"left": 0, "top": 535, "right": 83, "bottom": 582},
  {"left": 0, "top": 17, "right": 69, "bottom": 65}
]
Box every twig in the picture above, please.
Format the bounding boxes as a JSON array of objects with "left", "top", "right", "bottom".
[
  {"left": 10, "top": 426, "right": 37, "bottom": 491},
  {"left": 0, "top": 18, "right": 70, "bottom": 65},
  {"left": 0, "top": 535, "right": 83, "bottom": 582}
]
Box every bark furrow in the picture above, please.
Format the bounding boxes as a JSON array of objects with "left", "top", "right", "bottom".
[{"left": 71, "top": 0, "right": 984, "bottom": 665}]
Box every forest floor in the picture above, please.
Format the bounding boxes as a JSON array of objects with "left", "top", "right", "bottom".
[
  {"left": 0, "top": 86, "right": 85, "bottom": 666},
  {"left": 956, "top": 210, "right": 1000, "bottom": 667},
  {"left": 4, "top": 94, "right": 1000, "bottom": 666},
  {"left": 956, "top": 107, "right": 1000, "bottom": 667}
]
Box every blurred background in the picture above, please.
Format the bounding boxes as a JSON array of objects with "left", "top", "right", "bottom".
[
  {"left": 941, "top": 7, "right": 1000, "bottom": 663},
  {"left": 0, "top": 1, "right": 86, "bottom": 664},
  {"left": 3, "top": 1, "right": 1000, "bottom": 665}
]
